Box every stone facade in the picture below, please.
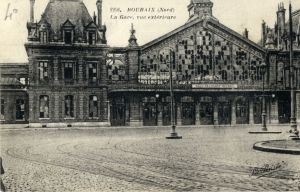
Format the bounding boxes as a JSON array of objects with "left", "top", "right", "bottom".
[{"left": 1, "top": 0, "right": 300, "bottom": 128}]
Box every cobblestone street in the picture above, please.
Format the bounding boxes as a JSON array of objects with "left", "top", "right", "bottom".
[{"left": 1, "top": 126, "right": 300, "bottom": 191}]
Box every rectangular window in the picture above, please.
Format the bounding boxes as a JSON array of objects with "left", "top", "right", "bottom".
[
  {"left": 89, "top": 95, "right": 98, "bottom": 118},
  {"left": 88, "top": 63, "right": 97, "bottom": 83},
  {"left": 64, "top": 62, "right": 74, "bottom": 80},
  {"left": 65, "top": 95, "right": 74, "bottom": 118},
  {"left": 39, "top": 95, "right": 49, "bottom": 118},
  {"left": 0, "top": 99, "right": 4, "bottom": 120},
  {"left": 39, "top": 61, "right": 48, "bottom": 81},
  {"left": 64, "top": 31, "right": 72, "bottom": 44},
  {"left": 16, "top": 99, "right": 25, "bottom": 120},
  {"left": 88, "top": 32, "right": 96, "bottom": 45}
]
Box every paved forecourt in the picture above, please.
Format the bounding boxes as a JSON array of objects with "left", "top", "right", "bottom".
[{"left": 1, "top": 126, "right": 300, "bottom": 191}]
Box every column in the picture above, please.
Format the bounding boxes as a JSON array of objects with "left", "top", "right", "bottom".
[
  {"left": 213, "top": 102, "right": 219, "bottom": 125},
  {"left": 107, "top": 101, "right": 110, "bottom": 124},
  {"left": 125, "top": 100, "right": 130, "bottom": 126},
  {"left": 78, "top": 56, "right": 83, "bottom": 84},
  {"left": 28, "top": 91, "right": 34, "bottom": 123},
  {"left": 176, "top": 104, "right": 182, "bottom": 126},
  {"left": 53, "top": 56, "right": 59, "bottom": 85},
  {"left": 196, "top": 102, "right": 200, "bottom": 125},
  {"left": 296, "top": 92, "right": 300, "bottom": 123},
  {"left": 78, "top": 93, "right": 84, "bottom": 120},
  {"left": 231, "top": 101, "right": 236, "bottom": 125},
  {"left": 54, "top": 92, "right": 60, "bottom": 120},
  {"left": 101, "top": 89, "right": 108, "bottom": 122},
  {"left": 130, "top": 96, "right": 141, "bottom": 126},
  {"left": 270, "top": 98, "right": 279, "bottom": 124},
  {"left": 249, "top": 99, "right": 254, "bottom": 124},
  {"left": 157, "top": 103, "right": 163, "bottom": 126}
]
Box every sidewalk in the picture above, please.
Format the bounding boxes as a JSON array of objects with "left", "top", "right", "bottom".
[{"left": 0, "top": 123, "right": 292, "bottom": 131}]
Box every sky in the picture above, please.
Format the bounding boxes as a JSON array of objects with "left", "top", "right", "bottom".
[{"left": 0, "top": 0, "right": 300, "bottom": 63}]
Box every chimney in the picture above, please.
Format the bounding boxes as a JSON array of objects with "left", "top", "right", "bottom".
[
  {"left": 261, "top": 20, "right": 266, "bottom": 46},
  {"left": 93, "top": 12, "right": 97, "bottom": 23},
  {"left": 30, "top": 0, "right": 35, "bottom": 22},
  {"left": 96, "top": 0, "right": 102, "bottom": 28},
  {"left": 243, "top": 28, "right": 249, "bottom": 39}
]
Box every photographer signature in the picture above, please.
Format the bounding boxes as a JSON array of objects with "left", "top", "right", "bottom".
[{"left": 250, "top": 161, "right": 288, "bottom": 178}]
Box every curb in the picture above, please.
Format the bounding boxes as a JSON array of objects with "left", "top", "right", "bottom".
[{"left": 253, "top": 140, "right": 300, "bottom": 155}]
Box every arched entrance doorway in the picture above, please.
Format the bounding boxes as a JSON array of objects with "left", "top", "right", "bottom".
[
  {"left": 199, "top": 96, "right": 213, "bottom": 125},
  {"left": 236, "top": 97, "right": 249, "bottom": 124},
  {"left": 142, "top": 97, "right": 157, "bottom": 126},
  {"left": 181, "top": 96, "right": 195, "bottom": 125},
  {"left": 111, "top": 97, "right": 126, "bottom": 126},
  {"left": 218, "top": 96, "right": 231, "bottom": 125}
]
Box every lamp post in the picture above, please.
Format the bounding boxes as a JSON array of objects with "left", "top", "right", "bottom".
[
  {"left": 288, "top": 3, "right": 299, "bottom": 140},
  {"left": 260, "top": 62, "right": 267, "bottom": 131},
  {"left": 166, "top": 50, "right": 182, "bottom": 139},
  {"left": 155, "top": 93, "right": 160, "bottom": 126}
]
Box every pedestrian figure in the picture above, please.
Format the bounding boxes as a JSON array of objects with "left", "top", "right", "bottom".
[{"left": 0, "top": 157, "right": 5, "bottom": 192}]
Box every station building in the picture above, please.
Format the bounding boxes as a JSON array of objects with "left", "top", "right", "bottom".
[{"left": 0, "top": 0, "right": 299, "bottom": 128}]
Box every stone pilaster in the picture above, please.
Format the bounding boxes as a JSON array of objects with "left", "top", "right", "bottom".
[
  {"left": 127, "top": 50, "right": 139, "bottom": 83},
  {"left": 78, "top": 93, "right": 84, "bottom": 120},
  {"left": 125, "top": 101, "right": 130, "bottom": 126},
  {"left": 100, "top": 58, "right": 107, "bottom": 85},
  {"left": 53, "top": 56, "right": 59, "bottom": 84},
  {"left": 213, "top": 103, "right": 218, "bottom": 125},
  {"left": 231, "top": 101, "right": 236, "bottom": 125},
  {"left": 129, "top": 96, "right": 141, "bottom": 126},
  {"left": 78, "top": 56, "right": 83, "bottom": 84},
  {"left": 28, "top": 91, "right": 35, "bottom": 123},
  {"left": 196, "top": 102, "right": 200, "bottom": 125},
  {"left": 101, "top": 88, "right": 108, "bottom": 122},
  {"left": 157, "top": 110, "right": 163, "bottom": 126},
  {"left": 296, "top": 92, "right": 300, "bottom": 123},
  {"left": 54, "top": 92, "right": 60, "bottom": 120},
  {"left": 249, "top": 99, "right": 254, "bottom": 124},
  {"left": 270, "top": 98, "right": 279, "bottom": 124},
  {"left": 176, "top": 104, "right": 182, "bottom": 126}
]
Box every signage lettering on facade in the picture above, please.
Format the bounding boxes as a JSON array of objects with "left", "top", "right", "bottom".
[{"left": 192, "top": 84, "right": 238, "bottom": 89}]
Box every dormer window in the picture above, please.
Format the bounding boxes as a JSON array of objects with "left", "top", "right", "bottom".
[
  {"left": 62, "top": 19, "right": 75, "bottom": 44},
  {"left": 88, "top": 32, "right": 96, "bottom": 45},
  {"left": 40, "top": 31, "right": 48, "bottom": 43},
  {"left": 85, "top": 21, "right": 98, "bottom": 45},
  {"left": 64, "top": 30, "right": 73, "bottom": 44}
]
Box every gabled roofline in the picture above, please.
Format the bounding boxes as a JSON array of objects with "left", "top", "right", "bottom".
[
  {"left": 141, "top": 18, "right": 265, "bottom": 53},
  {"left": 141, "top": 18, "right": 201, "bottom": 50}
]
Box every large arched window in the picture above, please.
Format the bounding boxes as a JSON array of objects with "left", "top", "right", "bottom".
[{"left": 39, "top": 95, "right": 49, "bottom": 118}]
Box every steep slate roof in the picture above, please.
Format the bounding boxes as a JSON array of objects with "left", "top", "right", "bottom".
[
  {"left": 141, "top": 17, "right": 265, "bottom": 53},
  {"left": 291, "top": 9, "right": 300, "bottom": 33},
  {"left": 41, "top": 0, "right": 93, "bottom": 36}
]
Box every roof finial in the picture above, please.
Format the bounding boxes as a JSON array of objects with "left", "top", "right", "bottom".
[{"left": 128, "top": 23, "right": 138, "bottom": 47}]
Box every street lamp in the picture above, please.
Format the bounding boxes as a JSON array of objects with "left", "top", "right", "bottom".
[
  {"left": 166, "top": 50, "right": 182, "bottom": 139},
  {"left": 155, "top": 93, "right": 160, "bottom": 126},
  {"left": 288, "top": 3, "right": 299, "bottom": 140},
  {"left": 260, "top": 62, "right": 267, "bottom": 131}
]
